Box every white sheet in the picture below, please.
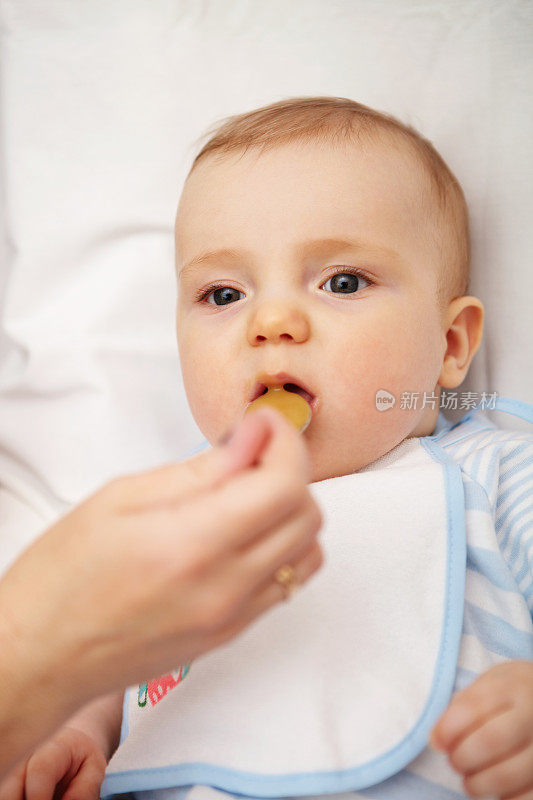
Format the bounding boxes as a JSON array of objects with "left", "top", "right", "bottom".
[{"left": 0, "top": 0, "right": 531, "bottom": 565}]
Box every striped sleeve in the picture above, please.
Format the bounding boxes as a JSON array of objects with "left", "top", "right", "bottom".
[
  {"left": 495, "top": 437, "right": 533, "bottom": 617},
  {"left": 435, "top": 413, "right": 533, "bottom": 621}
]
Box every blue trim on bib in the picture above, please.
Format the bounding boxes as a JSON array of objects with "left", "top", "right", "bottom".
[
  {"left": 182, "top": 439, "right": 210, "bottom": 460},
  {"left": 490, "top": 396, "right": 533, "bottom": 424},
  {"left": 102, "top": 441, "right": 467, "bottom": 798},
  {"left": 452, "top": 395, "right": 533, "bottom": 427}
]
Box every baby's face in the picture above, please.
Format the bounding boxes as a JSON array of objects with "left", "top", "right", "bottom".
[{"left": 175, "top": 139, "right": 448, "bottom": 482}]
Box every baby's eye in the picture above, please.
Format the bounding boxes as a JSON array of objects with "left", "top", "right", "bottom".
[
  {"left": 320, "top": 269, "right": 370, "bottom": 294},
  {"left": 201, "top": 286, "right": 244, "bottom": 306}
]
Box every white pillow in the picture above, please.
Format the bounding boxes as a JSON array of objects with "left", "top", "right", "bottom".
[{"left": 0, "top": 0, "right": 531, "bottom": 532}]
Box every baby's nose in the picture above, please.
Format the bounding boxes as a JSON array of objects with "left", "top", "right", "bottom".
[{"left": 247, "top": 302, "right": 310, "bottom": 345}]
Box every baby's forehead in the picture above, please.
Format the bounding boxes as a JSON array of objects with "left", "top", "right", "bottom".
[
  {"left": 178, "top": 134, "right": 435, "bottom": 225},
  {"left": 176, "top": 130, "right": 463, "bottom": 309},
  {"left": 176, "top": 140, "right": 443, "bottom": 290}
]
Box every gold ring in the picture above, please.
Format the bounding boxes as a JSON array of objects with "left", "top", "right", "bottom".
[{"left": 274, "top": 564, "right": 298, "bottom": 601}]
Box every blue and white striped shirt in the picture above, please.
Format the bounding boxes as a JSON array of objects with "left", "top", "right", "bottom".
[{"left": 131, "top": 404, "right": 533, "bottom": 800}]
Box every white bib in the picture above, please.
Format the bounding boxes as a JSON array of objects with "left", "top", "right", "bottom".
[{"left": 103, "top": 432, "right": 467, "bottom": 796}]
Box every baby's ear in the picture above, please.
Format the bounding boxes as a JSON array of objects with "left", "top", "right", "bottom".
[{"left": 437, "top": 296, "right": 484, "bottom": 389}]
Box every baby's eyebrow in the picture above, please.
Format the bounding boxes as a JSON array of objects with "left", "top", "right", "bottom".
[
  {"left": 179, "top": 236, "right": 401, "bottom": 279},
  {"left": 179, "top": 247, "right": 244, "bottom": 278}
]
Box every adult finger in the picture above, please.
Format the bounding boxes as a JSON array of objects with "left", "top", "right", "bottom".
[
  {"left": 149, "top": 406, "right": 313, "bottom": 557},
  {"left": 233, "top": 495, "right": 323, "bottom": 595},
  {"left": 206, "top": 540, "right": 324, "bottom": 647},
  {"left": 191, "top": 497, "right": 323, "bottom": 632},
  {"left": 245, "top": 405, "right": 311, "bottom": 483},
  {"left": 176, "top": 461, "right": 311, "bottom": 561},
  {"left": 101, "top": 406, "right": 292, "bottom": 513}
]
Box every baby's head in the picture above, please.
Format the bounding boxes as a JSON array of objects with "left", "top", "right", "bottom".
[{"left": 174, "top": 96, "right": 484, "bottom": 482}]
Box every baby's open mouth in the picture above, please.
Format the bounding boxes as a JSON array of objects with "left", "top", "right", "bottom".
[
  {"left": 249, "top": 378, "right": 316, "bottom": 410},
  {"left": 282, "top": 383, "right": 314, "bottom": 404}
]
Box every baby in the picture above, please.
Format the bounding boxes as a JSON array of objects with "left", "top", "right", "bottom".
[{"left": 2, "top": 96, "right": 532, "bottom": 800}]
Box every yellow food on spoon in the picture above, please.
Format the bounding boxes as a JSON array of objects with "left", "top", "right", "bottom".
[{"left": 245, "top": 387, "right": 312, "bottom": 432}]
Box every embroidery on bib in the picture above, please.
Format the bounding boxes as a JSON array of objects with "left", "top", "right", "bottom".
[{"left": 138, "top": 663, "right": 191, "bottom": 708}]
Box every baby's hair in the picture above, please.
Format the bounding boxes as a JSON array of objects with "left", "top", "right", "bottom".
[{"left": 187, "top": 96, "right": 470, "bottom": 308}]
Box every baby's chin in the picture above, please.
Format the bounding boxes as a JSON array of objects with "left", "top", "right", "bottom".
[
  {"left": 308, "top": 462, "right": 365, "bottom": 484},
  {"left": 306, "top": 431, "right": 416, "bottom": 483},
  {"left": 309, "top": 405, "right": 442, "bottom": 482},
  {"left": 308, "top": 423, "right": 441, "bottom": 482},
  {"left": 308, "top": 456, "right": 384, "bottom": 484},
  {"left": 306, "top": 449, "right": 366, "bottom": 484}
]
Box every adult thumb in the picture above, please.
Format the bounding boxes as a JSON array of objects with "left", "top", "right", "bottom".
[
  {"left": 105, "top": 408, "right": 284, "bottom": 512},
  {"left": 256, "top": 405, "right": 311, "bottom": 483},
  {"left": 177, "top": 406, "right": 311, "bottom": 494}
]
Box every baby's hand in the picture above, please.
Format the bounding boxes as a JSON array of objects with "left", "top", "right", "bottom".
[
  {"left": 430, "top": 660, "right": 533, "bottom": 799},
  {"left": 0, "top": 726, "right": 106, "bottom": 800}
]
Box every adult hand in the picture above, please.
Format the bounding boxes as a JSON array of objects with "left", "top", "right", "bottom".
[{"left": 0, "top": 406, "right": 323, "bottom": 774}]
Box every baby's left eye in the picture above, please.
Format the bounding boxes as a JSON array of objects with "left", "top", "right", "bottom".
[{"left": 320, "top": 270, "right": 370, "bottom": 294}]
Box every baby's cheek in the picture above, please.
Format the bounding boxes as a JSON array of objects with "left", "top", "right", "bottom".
[
  {"left": 349, "top": 337, "right": 432, "bottom": 439},
  {"left": 178, "top": 349, "right": 229, "bottom": 440},
  {"left": 187, "top": 383, "right": 237, "bottom": 444},
  {"left": 379, "top": 316, "right": 439, "bottom": 390}
]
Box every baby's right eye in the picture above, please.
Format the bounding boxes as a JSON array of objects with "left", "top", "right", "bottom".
[{"left": 196, "top": 285, "right": 244, "bottom": 306}]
